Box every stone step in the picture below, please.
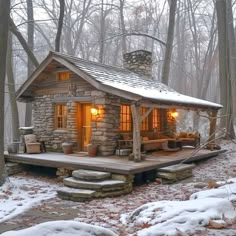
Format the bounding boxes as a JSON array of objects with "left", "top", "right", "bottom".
[
  {"left": 57, "top": 187, "right": 96, "bottom": 201},
  {"left": 72, "top": 169, "right": 111, "bottom": 181},
  {"left": 63, "top": 177, "right": 126, "bottom": 190},
  {"left": 157, "top": 164, "right": 195, "bottom": 182}
]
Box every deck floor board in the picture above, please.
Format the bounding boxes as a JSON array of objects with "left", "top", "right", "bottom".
[{"left": 5, "top": 148, "right": 226, "bottom": 174}]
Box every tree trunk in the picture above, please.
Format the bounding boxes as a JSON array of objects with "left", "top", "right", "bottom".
[
  {"left": 55, "top": 0, "right": 65, "bottom": 52},
  {"left": 215, "top": 0, "right": 235, "bottom": 138},
  {"left": 226, "top": 0, "right": 236, "bottom": 116},
  {"left": 0, "top": 0, "right": 11, "bottom": 185},
  {"left": 25, "top": 0, "right": 35, "bottom": 127},
  {"left": 119, "top": 0, "right": 127, "bottom": 56},
  {"left": 161, "top": 0, "right": 177, "bottom": 85},
  {"left": 9, "top": 18, "right": 39, "bottom": 68},
  {"left": 174, "top": 0, "right": 186, "bottom": 93},
  {"left": 99, "top": 0, "right": 105, "bottom": 63},
  {"left": 7, "top": 33, "right": 20, "bottom": 142}
]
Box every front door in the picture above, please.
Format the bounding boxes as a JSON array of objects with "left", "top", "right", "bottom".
[{"left": 79, "top": 103, "right": 92, "bottom": 151}]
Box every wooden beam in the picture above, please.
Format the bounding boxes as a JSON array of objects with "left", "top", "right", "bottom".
[
  {"left": 51, "top": 96, "right": 93, "bottom": 103},
  {"left": 131, "top": 103, "right": 141, "bottom": 162},
  {"left": 140, "top": 107, "right": 153, "bottom": 121},
  {"left": 207, "top": 110, "right": 218, "bottom": 150},
  {"left": 138, "top": 101, "right": 221, "bottom": 112}
]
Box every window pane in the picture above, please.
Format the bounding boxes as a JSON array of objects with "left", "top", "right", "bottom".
[
  {"left": 120, "top": 105, "right": 131, "bottom": 131},
  {"left": 55, "top": 104, "right": 67, "bottom": 129},
  {"left": 152, "top": 108, "right": 160, "bottom": 130},
  {"left": 140, "top": 107, "right": 148, "bottom": 131}
]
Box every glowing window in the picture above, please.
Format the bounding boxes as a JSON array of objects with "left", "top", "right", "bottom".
[
  {"left": 55, "top": 104, "right": 67, "bottom": 129},
  {"left": 140, "top": 107, "right": 149, "bottom": 131},
  {"left": 57, "top": 71, "right": 70, "bottom": 80},
  {"left": 120, "top": 105, "right": 131, "bottom": 131},
  {"left": 152, "top": 108, "right": 160, "bottom": 129}
]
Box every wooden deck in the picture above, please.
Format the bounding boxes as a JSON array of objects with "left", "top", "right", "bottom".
[{"left": 5, "top": 148, "right": 226, "bottom": 175}]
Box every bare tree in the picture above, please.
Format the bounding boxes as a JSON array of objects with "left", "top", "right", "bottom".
[
  {"left": 161, "top": 0, "right": 177, "bottom": 85},
  {"left": 119, "top": 0, "right": 127, "bottom": 55},
  {"left": 25, "top": 0, "right": 35, "bottom": 127},
  {"left": 215, "top": 0, "right": 235, "bottom": 138},
  {"left": 55, "top": 0, "right": 65, "bottom": 52},
  {"left": 0, "top": 0, "right": 10, "bottom": 185},
  {"left": 7, "top": 33, "right": 20, "bottom": 142}
]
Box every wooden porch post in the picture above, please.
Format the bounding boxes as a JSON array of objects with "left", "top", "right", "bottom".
[
  {"left": 131, "top": 103, "right": 141, "bottom": 162},
  {"left": 207, "top": 110, "right": 218, "bottom": 150}
]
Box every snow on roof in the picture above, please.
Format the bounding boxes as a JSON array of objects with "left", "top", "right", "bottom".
[{"left": 53, "top": 52, "right": 222, "bottom": 109}]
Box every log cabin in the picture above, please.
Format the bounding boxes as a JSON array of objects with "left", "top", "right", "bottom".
[{"left": 16, "top": 50, "right": 222, "bottom": 161}]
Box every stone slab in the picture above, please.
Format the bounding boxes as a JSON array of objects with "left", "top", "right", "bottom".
[
  {"left": 158, "top": 164, "right": 195, "bottom": 173},
  {"left": 63, "top": 177, "right": 125, "bottom": 190},
  {"left": 57, "top": 187, "right": 95, "bottom": 198},
  {"left": 72, "top": 169, "right": 111, "bottom": 180}
]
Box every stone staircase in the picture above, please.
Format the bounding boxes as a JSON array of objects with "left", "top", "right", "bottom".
[{"left": 57, "top": 169, "right": 133, "bottom": 201}]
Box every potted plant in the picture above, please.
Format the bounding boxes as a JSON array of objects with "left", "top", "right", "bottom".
[
  {"left": 62, "top": 132, "right": 73, "bottom": 154},
  {"left": 87, "top": 138, "right": 98, "bottom": 157}
]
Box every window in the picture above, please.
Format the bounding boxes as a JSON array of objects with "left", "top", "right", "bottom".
[
  {"left": 55, "top": 104, "right": 67, "bottom": 129},
  {"left": 152, "top": 108, "right": 160, "bottom": 129},
  {"left": 57, "top": 71, "right": 70, "bottom": 81},
  {"left": 140, "top": 107, "right": 149, "bottom": 131},
  {"left": 120, "top": 104, "right": 131, "bottom": 131}
]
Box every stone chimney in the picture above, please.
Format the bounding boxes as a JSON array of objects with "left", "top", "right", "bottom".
[{"left": 123, "top": 50, "right": 152, "bottom": 78}]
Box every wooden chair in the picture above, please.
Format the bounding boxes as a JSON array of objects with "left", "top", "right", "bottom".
[{"left": 24, "top": 134, "right": 41, "bottom": 154}]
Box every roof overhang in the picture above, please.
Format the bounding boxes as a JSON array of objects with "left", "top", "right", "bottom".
[{"left": 16, "top": 51, "right": 222, "bottom": 112}]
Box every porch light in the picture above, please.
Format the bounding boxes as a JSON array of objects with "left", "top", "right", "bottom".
[
  {"left": 171, "top": 111, "right": 178, "bottom": 119},
  {"left": 91, "top": 107, "right": 99, "bottom": 115}
]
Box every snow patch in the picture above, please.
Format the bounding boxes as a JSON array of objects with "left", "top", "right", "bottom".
[{"left": 0, "top": 220, "right": 117, "bottom": 236}]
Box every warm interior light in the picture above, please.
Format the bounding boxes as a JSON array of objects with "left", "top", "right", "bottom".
[
  {"left": 90, "top": 107, "right": 98, "bottom": 115},
  {"left": 171, "top": 111, "right": 178, "bottom": 118}
]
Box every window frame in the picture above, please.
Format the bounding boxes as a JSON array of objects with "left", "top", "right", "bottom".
[
  {"left": 119, "top": 104, "right": 132, "bottom": 132},
  {"left": 56, "top": 71, "right": 70, "bottom": 81},
  {"left": 152, "top": 108, "right": 161, "bottom": 130},
  {"left": 54, "top": 103, "right": 67, "bottom": 130},
  {"left": 140, "top": 107, "right": 149, "bottom": 131}
]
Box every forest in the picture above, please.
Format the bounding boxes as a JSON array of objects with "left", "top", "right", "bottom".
[{"left": 0, "top": 0, "right": 236, "bottom": 184}]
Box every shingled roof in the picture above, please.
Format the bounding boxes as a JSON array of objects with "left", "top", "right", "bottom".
[{"left": 17, "top": 51, "right": 222, "bottom": 110}]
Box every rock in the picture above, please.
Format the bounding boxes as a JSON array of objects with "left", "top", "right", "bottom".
[
  {"left": 72, "top": 169, "right": 111, "bottom": 180},
  {"left": 63, "top": 177, "right": 125, "bottom": 190},
  {"left": 193, "top": 182, "right": 208, "bottom": 189},
  {"left": 157, "top": 164, "right": 195, "bottom": 182},
  {"left": 57, "top": 187, "right": 95, "bottom": 201}
]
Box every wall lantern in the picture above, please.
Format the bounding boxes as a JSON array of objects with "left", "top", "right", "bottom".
[
  {"left": 90, "top": 107, "right": 99, "bottom": 116},
  {"left": 171, "top": 111, "right": 178, "bottom": 119}
]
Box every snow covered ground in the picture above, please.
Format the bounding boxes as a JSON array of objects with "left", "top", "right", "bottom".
[
  {"left": 0, "top": 176, "right": 60, "bottom": 224},
  {"left": 1, "top": 141, "right": 236, "bottom": 235},
  {"left": 0, "top": 220, "right": 117, "bottom": 236}
]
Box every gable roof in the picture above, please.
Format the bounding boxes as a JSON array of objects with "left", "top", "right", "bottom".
[{"left": 17, "top": 51, "right": 222, "bottom": 110}]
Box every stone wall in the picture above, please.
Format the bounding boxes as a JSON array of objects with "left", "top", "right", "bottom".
[
  {"left": 123, "top": 50, "right": 152, "bottom": 77},
  {"left": 92, "top": 94, "right": 120, "bottom": 156},
  {"left": 32, "top": 95, "right": 79, "bottom": 152},
  {"left": 32, "top": 72, "right": 120, "bottom": 155}
]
